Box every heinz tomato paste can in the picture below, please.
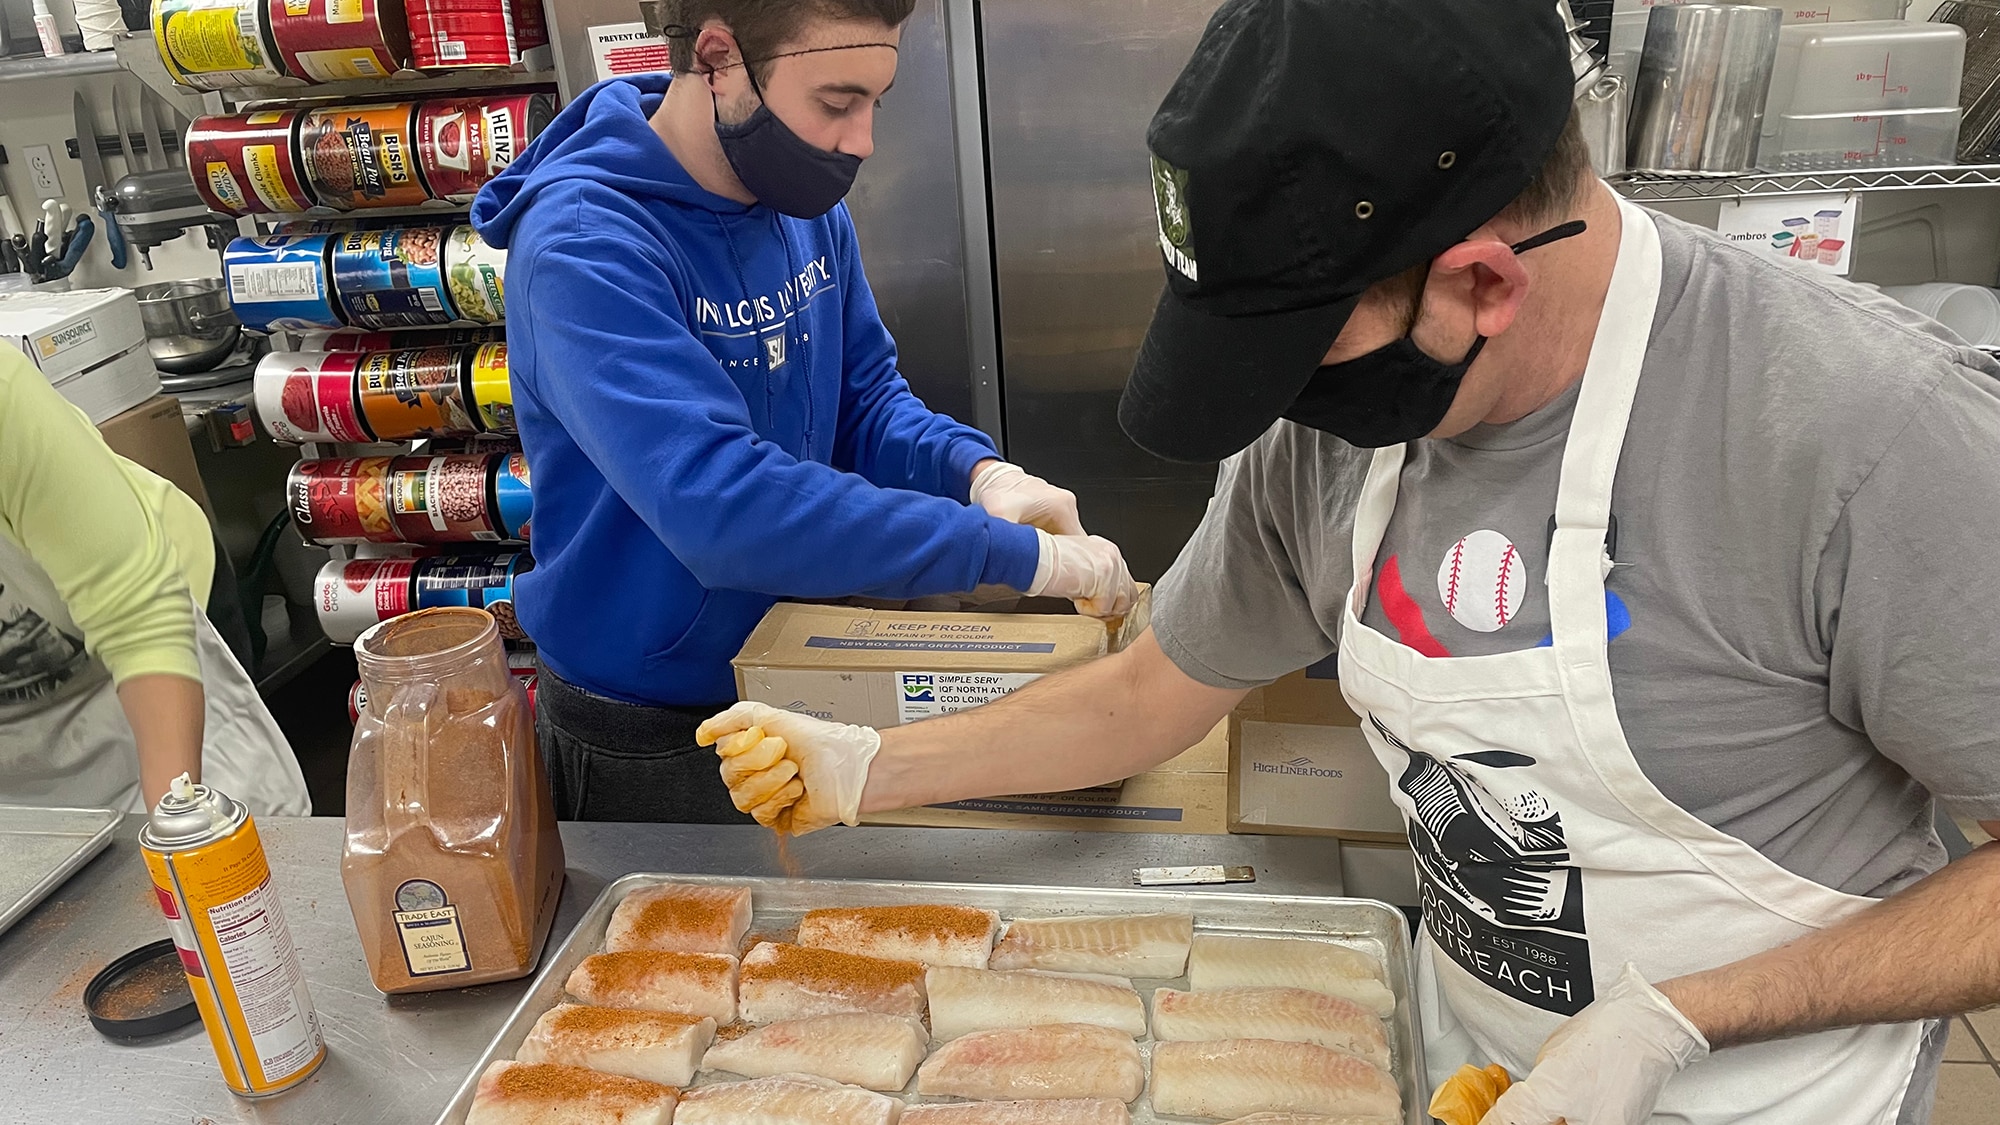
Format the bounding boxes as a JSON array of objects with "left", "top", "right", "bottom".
[
  {"left": 388, "top": 454, "right": 502, "bottom": 543},
  {"left": 153, "top": 0, "right": 287, "bottom": 89},
  {"left": 357, "top": 346, "right": 478, "bottom": 439},
  {"left": 441, "top": 225, "right": 505, "bottom": 324},
  {"left": 331, "top": 227, "right": 455, "bottom": 329},
  {"left": 224, "top": 233, "right": 343, "bottom": 331},
  {"left": 267, "top": 0, "right": 409, "bottom": 82},
  {"left": 412, "top": 551, "right": 529, "bottom": 638},
  {"left": 315, "top": 556, "right": 415, "bottom": 643},
  {"left": 254, "top": 351, "right": 372, "bottom": 442},
  {"left": 288, "top": 456, "right": 397, "bottom": 544},
  {"left": 413, "top": 93, "right": 550, "bottom": 201},
  {"left": 187, "top": 110, "right": 314, "bottom": 216},
  {"left": 299, "top": 103, "right": 429, "bottom": 210},
  {"left": 492, "top": 450, "right": 531, "bottom": 540},
  {"left": 468, "top": 342, "right": 512, "bottom": 432}
]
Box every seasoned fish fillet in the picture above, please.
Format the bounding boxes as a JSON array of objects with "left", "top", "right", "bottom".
[
  {"left": 1187, "top": 935, "right": 1395, "bottom": 1017},
  {"left": 516, "top": 1003, "right": 715, "bottom": 1087},
  {"left": 675, "top": 1072, "right": 903, "bottom": 1125},
  {"left": 988, "top": 913, "right": 1192, "bottom": 978},
  {"left": 1150, "top": 1039, "right": 1402, "bottom": 1120},
  {"left": 739, "top": 940, "right": 928, "bottom": 1022},
  {"left": 902, "top": 1098, "right": 1132, "bottom": 1124},
  {"left": 701, "top": 1012, "right": 928, "bottom": 1091},
  {"left": 799, "top": 904, "right": 1000, "bottom": 968},
  {"left": 1151, "top": 987, "right": 1390, "bottom": 1069},
  {"left": 926, "top": 966, "right": 1146, "bottom": 1040},
  {"left": 604, "top": 883, "right": 754, "bottom": 956},
  {"left": 566, "top": 950, "right": 738, "bottom": 1022},
  {"left": 465, "top": 1059, "right": 678, "bottom": 1125},
  {"left": 915, "top": 1023, "right": 1145, "bottom": 1102},
  {"left": 1220, "top": 1116, "right": 1401, "bottom": 1125}
]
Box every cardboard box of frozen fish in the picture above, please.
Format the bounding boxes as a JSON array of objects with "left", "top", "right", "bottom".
[{"left": 437, "top": 874, "right": 1427, "bottom": 1125}]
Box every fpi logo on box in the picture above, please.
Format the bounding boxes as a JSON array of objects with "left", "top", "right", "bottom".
[{"left": 901, "top": 675, "right": 935, "bottom": 703}]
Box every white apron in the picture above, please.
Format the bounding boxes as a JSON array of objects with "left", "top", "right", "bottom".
[{"left": 1335, "top": 199, "right": 1923, "bottom": 1122}]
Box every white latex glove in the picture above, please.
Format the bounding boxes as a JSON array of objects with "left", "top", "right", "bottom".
[
  {"left": 1481, "top": 963, "right": 1710, "bottom": 1125},
  {"left": 695, "top": 702, "right": 881, "bottom": 835},
  {"left": 969, "top": 461, "right": 1086, "bottom": 537},
  {"left": 1027, "top": 529, "right": 1139, "bottom": 619}
]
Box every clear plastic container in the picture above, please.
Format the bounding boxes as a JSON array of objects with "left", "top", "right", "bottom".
[
  {"left": 1762, "top": 106, "right": 1963, "bottom": 169},
  {"left": 341, "top": 607, "right": 565, "bottom": 994},
  {"left": 1763, "top": 19, "right": 1966, "bottom": 138}
]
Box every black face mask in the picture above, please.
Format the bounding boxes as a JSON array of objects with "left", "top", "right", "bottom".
[
  {"left": 1284, "top": 220, "right": 1588, "bottom": 448},
  {"left": 713, "top": 50, "right": 868, "bottom": 219}
]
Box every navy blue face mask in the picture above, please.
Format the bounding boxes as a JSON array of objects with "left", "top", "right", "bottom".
[{"left": 712, "top": 43, "right": 891, "bottom": 219}]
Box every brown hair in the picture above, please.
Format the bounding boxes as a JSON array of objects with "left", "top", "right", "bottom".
[{"left": 665, "top": 0, "right": 917, "bottom": 80}]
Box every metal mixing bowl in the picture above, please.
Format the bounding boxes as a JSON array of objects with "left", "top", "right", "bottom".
[{"left": 135, "top": 278, "right": 242, "bottom": 375}]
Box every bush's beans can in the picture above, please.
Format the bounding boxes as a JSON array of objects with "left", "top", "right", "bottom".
[
  {"left": 298, "top": 326, "right": 501, "bottom": 351},
  {"left": 288, "top": 456, "right": 396, "bottom": 544},
  {"left": 493, "top": 450, "right": 531, "bottom": 540},
  {"left": 331, "top": 227, "right": 454, "bottom": 329},
  {"left": 388, "top": 454, "right": 502, "bottom": 543},
  {"left": 254, "top": 351, "right": 372, "bottom": 443},
  {"left": 299, "top": 103, "right": 428, "bottom": 210},
  {"left": 357, "top": 346, "right": 478, "bottom": 439},
  {"left": 441, "top": 225, "right": 505, "bottom": 324},
  {"left": 187, "top": 111, "right": 314, "bottom": 216},
  {"left": 468, "top": 342, "right": 512, "bottom": 432},
  {"left": 413, "top": 551, "right": 529, "bottom": 638},
  {"left": 414, "top": 93, "right": 550, "bottom": 202},
  {"left": 314, "top": 556, "right": 415, "bottom": 643},
  {"left": 141, "top": 776, "right": 325, "bottom": 1097},
  {"left": 224, "top": 233, "right": 342, "bottom": 331},
  {"left": 267, "top": 0, "right": 409, "bottom": 82},
  {"left": 153, "top": 0, "right": 287, "bottom": 89}
]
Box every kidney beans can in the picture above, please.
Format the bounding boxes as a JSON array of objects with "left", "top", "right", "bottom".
[
  {"left": 413, "top": 551, "right": 529, "bottom": 638},
  {"left": 153, "top": 0, "right": 287, "bottom": 89},
  {"left": 187, "top": 111, "right": 314, "bottom": 216},
  {"left": 442, "top": 225, "right": 505, "bottom": 324},
  {"left": 268, "top": 0, "right": 409, "bottom": 82},
  {"left": 388, "top": 454, "right": 502, "bottom": 543},
  {"left": 468, "top": 342, "right": 512, "bottom": 432},
  {"left": 287, "top": 456, "right": 396, "bottom": 544},
  {"left": 299, "top": 103, "right": 428, "bottom": 210},
  {"left": 331, "top": 227, "right": 454, "bottom": 329},
  {"left": 357, "top": 346, "right": 478, "bottom": 439},
  {"left": 298, "top": 326, "right": 502, "bottom": 351},
  {"left": 493, "top": 450, "right": 531, "bottom": 540},
  {"left": 254, "top": 351, "right": 372, "bottom": 442},
  {"left": 224, "top": 233, "right": 343, "bottom": 331},
  {"left": 314, "top": 556, "right": 415, "bottom": 643},
  {"left": 414, "top": 93, "right": 551, "bottom": 202}
]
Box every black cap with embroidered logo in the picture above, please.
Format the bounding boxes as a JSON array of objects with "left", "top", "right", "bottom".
[{"left": 1119, "top": 0, "right": 1575, "bottom": 463}]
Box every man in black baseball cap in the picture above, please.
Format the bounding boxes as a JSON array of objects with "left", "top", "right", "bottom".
[{"left": 701, "top": 3, "right": 2000, "bottom": 1121}]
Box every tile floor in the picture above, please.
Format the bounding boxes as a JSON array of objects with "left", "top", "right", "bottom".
[{"left": 1936, "top": 816, "right": 1999, "bottom": 1125}]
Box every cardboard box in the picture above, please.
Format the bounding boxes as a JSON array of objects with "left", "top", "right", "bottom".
[
  {"left": 98, "top": 395, "right": 215, "bottom": 519},
  {"left": 0, "top": 288, "right": 147, "bottom": 383},
  {"left": 1229, "top": 661, "right": 1405, "bottom": 842}
]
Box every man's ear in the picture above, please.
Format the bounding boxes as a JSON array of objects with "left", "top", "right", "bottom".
[
  {"left": 1432, "top": 239, "right": 1531, "bottom": 339},
  {"left": 694, "top": 23, "right": 739, "bottom": 86}
]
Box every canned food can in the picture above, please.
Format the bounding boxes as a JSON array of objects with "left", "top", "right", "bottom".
[
  {"left": 331, "top": 227, "right": 454, "bottom": 329},
  {"left": 315, "top": 556, "right": 415, "bottom": 643},
  {"left": 299, "top": 103, "right": 428, "bottom": 210},
  {"left": 347, "top": 678, "right": 365, "bottom": 723},
  {"left": 141, "top": 776, "right": 325, "bottom": 1097},
  {"left": 288, "top": 456, "right": 396, "bottom": 544},
  {"left": 298, "top": 326, "right": 502, "bottom": 351},
  {"left": 186, "top": 110, "right": 314, "bottom": 216},
  {"left": 357, "top": 346, "right": 478, "bottom": 439},
  {"left": 404, "top": 0, "right": 528, "bottom": 68},
  {"left": 468, "top": 342, "right": 512, "bottom": 432},
  {"left": 388, "top": 453, "right": 502, "bottom": 543},
  {"left": 412, "top": 551, "right": 529, "bottom": 638},
  {"left": 254, "top": 351, "right": 372, "bottom": 442},
  {"left": 224, "top": 233, "right": 343, "bottom": 331},
  {"left": 153, "top": 0, "right": 286, "bottom": 89},
  {"left": 441, "top": 225, "right": 505, "bottom": 324},
  {"left": 493, "top": 449, "right": 531, "bottom": 540},
  {"left": 413, "top": 93, "right": 551, "bottom": 202},
  {"left": 268, "top": 0, "right": 409, "bottom": 82}
]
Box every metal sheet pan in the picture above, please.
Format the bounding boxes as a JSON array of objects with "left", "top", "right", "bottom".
[
  {"left": 0, "top": 806, "right": 122, "bottom": 938},
  {"left": 436, "top": 873, "right": 1427, "bottom": 1125}
]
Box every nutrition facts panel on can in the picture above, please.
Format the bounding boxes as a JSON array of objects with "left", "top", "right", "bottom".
[
  {"left": 231, "top": 263, "right": 322, "bottom": 302},
  {"left": 206, "top": 877, "right": 323, "bottom": 1081}
]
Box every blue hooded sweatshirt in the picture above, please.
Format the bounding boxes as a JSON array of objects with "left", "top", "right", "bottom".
[{"left": 472, "top": 77, "right": 1041, "bottom": 706}]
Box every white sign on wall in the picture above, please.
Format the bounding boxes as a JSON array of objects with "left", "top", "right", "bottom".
[{"left": 1715, "top": 191, "right": 1861, "bottom": 276}]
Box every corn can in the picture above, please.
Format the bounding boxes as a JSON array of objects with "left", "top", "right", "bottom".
[
  {"left": 468, "top": 341, "right": 512, "bottom": 432},
  {"left": 153, "top": 0, "right": 286, "bottom": 89}
]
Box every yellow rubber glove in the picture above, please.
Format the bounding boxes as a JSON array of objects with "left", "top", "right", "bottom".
[{"left": 696, "top": 702, "right": 881, "bottom": 835}]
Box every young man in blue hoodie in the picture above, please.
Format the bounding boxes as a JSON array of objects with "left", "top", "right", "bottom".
[{"left": 471, "top": 0, "right": 1135, "bottom": 823}]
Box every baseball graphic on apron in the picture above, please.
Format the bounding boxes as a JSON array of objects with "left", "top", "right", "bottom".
[{"left": 1438, "top": 529, "right": 1526, "bottom": 633}]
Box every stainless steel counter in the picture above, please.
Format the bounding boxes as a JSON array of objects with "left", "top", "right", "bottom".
[{"left": 0, "top": 817, "right": 1342, "bottom": 1124}]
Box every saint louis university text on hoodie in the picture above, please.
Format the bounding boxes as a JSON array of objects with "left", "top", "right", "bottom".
[{"left": 472, "top": 77, "right": 1040, "bottom": 706}]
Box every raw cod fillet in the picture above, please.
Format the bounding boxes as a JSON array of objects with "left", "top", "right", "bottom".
[
  {"left": 604, "top": 883, "right": 754, "bottom": 956},
  {"left": 902, "top": 1098, "right": 1132, "bottom": 1124},
  {"left": 926, "top": 965, "right": 1147, "bottom": 1040},
  {"left": 987, "top": 913, "right": 1192, "bottom": 977},
  {"left": 915, "top": 1022, "right": 1145, "bottom": 1102},
  {"left": 566, "top": 949, "right": 739, "bottom": 1022},
  {"left": 1220, "top": 1116, "right": 1402, "bottom": 1125},
  {"left": 1187, "top": 935, "right": 1395, "bottom": 1017},
  {"left": 799, "top": 904, "right": 1000, "bottom": 968},
  {"left": 515, "top": 1003, "right": 715, "bottom": 1086},
  {"left": 1150, "top": 1039, "right": 1402, "bottom": 1120},
  {"left": 1151, "top": 987, "right": 1390, "bottom": 1069},
  {"left": 739, "top": 940, "right": 928, "bottom": 1022},
  {"left": 675, "top": 1072, "right": 903, "bottom": 1125},
  {"left": 701, "top": 1012, "right": 928, "bottom": 1091},
  {"left": 464, "top": 1059, "right": 678, "bottom": 1125}
]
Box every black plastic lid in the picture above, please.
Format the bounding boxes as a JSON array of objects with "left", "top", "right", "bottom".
[{"left": 86, "top": 939, "right": 200, "bottom": 1039}]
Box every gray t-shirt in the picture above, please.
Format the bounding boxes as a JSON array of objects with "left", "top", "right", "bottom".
[{"left": 1153, "top": 209, "right": 2000, "bottom": 899}]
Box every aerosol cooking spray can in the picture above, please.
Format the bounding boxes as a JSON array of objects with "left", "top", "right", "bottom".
[{"left": 140, "top": 773, "right": 327, "bottom": 1097}]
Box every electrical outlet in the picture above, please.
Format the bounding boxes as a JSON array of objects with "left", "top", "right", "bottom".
[{"left": 23, "top": 145, "right": 62, "bottom": 200}]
